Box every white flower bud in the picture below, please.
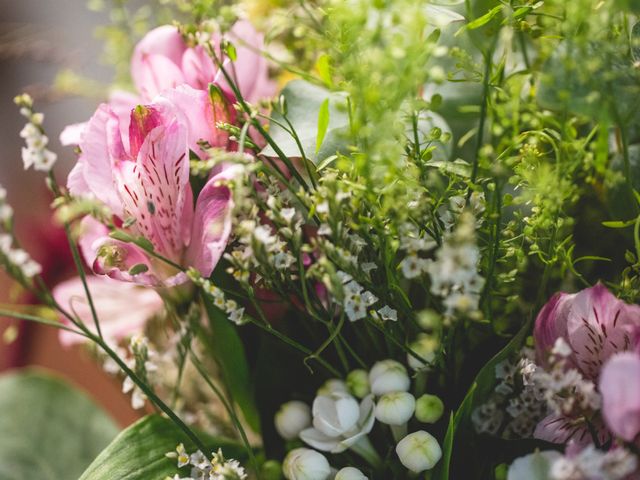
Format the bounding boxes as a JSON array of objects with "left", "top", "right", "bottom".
[
  {"left": 275, "top": 401, "right": 312, "bottom": 440},
  {"left": 335, "top": 467, "right": 368, "bottom": 480},
  {"left": 374, "top": 392, "right": 416, "bottom": 425},
  {"left": 415, "top": 394, "right": 444, "bottom": 424},
  {"left": 369, "top": 360, "right": 410, "bottom": 396},
  {"left": 283, "top": 448, "right": 331, "bottom": 480},
  {"left": 407, "top": 334, "right": 439, "bottom": 371},
  {"left": 346, "top": 369, "right": 370, "bottom": 398},
  {"left": 317, "top": 378, "right": 349, "bottom": 396},
  {"left": 395, "top": 431, "right": 442, "bottom": 473},
  {"left": 312, "top": 392, "right": 360, "bottom": 437}
]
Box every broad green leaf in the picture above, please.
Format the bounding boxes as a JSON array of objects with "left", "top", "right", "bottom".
[
  {"left": 202, "top": 297, "right": 261, "bottom": 433},
  {"left": 0, "top": 370, "right": 118, "bottom": 480},
  {"left": 261, "top": 80, "right": 349, "bottom": 163},
  {"left": 80, "top": 415, "right": 245, "bottom": 480},
  {"left": 316, "top": 98, "right": 330, "bottom": 154}
]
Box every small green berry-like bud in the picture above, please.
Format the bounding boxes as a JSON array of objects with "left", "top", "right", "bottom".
[
  {"left": 346, "top": 369, "right": 370, "bottom": 398},
  {"left": 415, "top": 394, "right": 444, "bottom": 424},
  {"left": 262, "top": 459, "right": 285, "bottom": 480},
  {"left": 416, "top": 309, "right": 441, "bottom": 331}
]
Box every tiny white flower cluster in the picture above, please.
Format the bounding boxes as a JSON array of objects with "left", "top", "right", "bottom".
[
  {"left": 398, "top": 223, "right": 436, "bottom": 280},
  {"left": 103, "top": 336, "right": 158, "bottom": 410},
  {"left": 533, "top": 339, "right": 601, "bottom": 418},
  {"left": 425, "top": 212, "right": 485, "bottom": 317},
  {"left": 15, "top": 94, "right": 57, "bottom": 172},
  {"left": 0, "top": 233, "right": 42, "bottom": 280},
  {"left": 187, "top": 269, "right": 247, "bottom": 325},
  {"left": 549, "top": 445, "right": 637, "bottom": 480},
  {"left": 508, "top": 445, "right": 637, "bottom": 480},
  {"left": 472, "top": 351, "right": 546, "bottom": 438},
  {"left": 276, "top": 360, "right": 445, "bottom": 479},
  {"left": 166, "top": 444, "right": 247, "bottom": 480},
  {"left": 0, "top": 187, "right": 13, "bottom": 223},
  {"left": 337, "top": 271, "right": 380, "bottom": 322},
  {"left": 124, "top": 335, "right": 159, "bottom": 410}
]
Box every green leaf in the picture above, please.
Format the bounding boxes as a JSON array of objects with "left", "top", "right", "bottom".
[
  {"left": 0, "top": 370, "right": 118, "bottom": 480},
  {"left": 202, "top": 297, "right": 261, "bottom": 433},
  {"left": 80, "top": 415, "right": 245, "bottom": 480},
  {"left": 457, "top": 5, "right": 502, "bottom": 33},
  {"left": 261, "top": 79, "right": 349, "bottom": 163},
  {"left": 316, "top": 98, "right": 330, "bottom": 154},
  {"left": 602, "top": 220, "right": 636, "bottom": 228},
  {"left": 432, "top": 412, "right": 455, "bottom": 480}
]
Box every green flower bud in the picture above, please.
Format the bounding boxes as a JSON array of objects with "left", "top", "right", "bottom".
[
  {"left": 416, "top": 309, "right": 441, "bottom": 332},
  {"left": 415, "top": 394, "right": 444, "bottom": 424},
  {"left": 346, "top": 369, "right": 370, "bottom": 398},
  {"left": 262, "top": 460, "right": 285, "bottom": 480}
]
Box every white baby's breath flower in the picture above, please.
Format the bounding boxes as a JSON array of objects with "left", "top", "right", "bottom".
[{"left": 377, "top": 305, "right": 397, "bottom": 321}]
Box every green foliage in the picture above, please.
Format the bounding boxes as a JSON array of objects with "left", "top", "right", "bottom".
[
  {"left": 79, "top": 415, "right": 245, "bottom": 480},
  {"left": 0, "top": 370, "right": 118, "bottom": 480},
  {"left": 261, "top": 80, "right": 349, "bottom": 163}
]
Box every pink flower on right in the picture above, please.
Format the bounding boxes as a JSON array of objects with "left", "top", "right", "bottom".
[{"left": 534, "top": 283, "right": 640, "bottom": 444}]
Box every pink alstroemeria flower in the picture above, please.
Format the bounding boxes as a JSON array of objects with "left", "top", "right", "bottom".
[
  {"left": 534, "top": 283, "right": 640, "bottom": 379},
  {"left": 67, "top": 86, "right": 240, "bottom": 287},
  {"left": 54, "top": 275, "right": 164, "bottom": 346},
  {"left": 532, "top": 284, "right": 640, "bottom": 446},
  {"left": 600, "top": 351, "right": 640, "bottom": 442},
  {"left": 131, "top": 21, "right": 276, "bottom": 104}
]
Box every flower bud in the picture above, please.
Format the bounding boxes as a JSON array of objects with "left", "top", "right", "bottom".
[
  {"left": 317, "top": 378, "right": 349, "bottom": 396},
  {"left": 335, "top": 467, "right": 368, "bottom": 480},
  {"left": 283, "top": 448, "right": 331, "bottom": 480},
  {"left": 407, "top": 334, "right": 439, "bottom": 371},
  {"left": 275, "top": 401, "right": 312, "bottom": 440},
  {"left": 416, "top": 309, "right": 441, "bottom": 331},
  {"left": 369, "top": 360, "right": 410, "bottom": 396},
  {"left": 395, "top": 431, "right": 442, "bottom": 473},
  {"left": 415, "top": 394, "right": 444, "bottom": 424},
  {"left": 262, "top": 459, "right": 285, "bottom": 480},
  {"left": 374, "top": 392, "right": 416, "bottom": 425},
  {"left": 346, "top": 369, "right": 370, "bottom": 398}
]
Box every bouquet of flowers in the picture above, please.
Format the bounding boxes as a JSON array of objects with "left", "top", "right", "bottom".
[{"left": 4, "top": 0, "right": 640, "bottom": 479}]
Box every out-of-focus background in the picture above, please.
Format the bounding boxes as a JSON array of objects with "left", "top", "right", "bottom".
[{"left": 0, "top": 0, "right": 139, "bottom": 427}]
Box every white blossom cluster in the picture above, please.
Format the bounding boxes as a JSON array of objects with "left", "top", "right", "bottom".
[
  {"left": 0, "top": 186, "right": 41, "bottom": 280},
  {"left": 187, "top": 269, "right": 247, "bottom": 325},
  {"left": 166, "top": 444, "right": 247, "bottom": 480},
  {"left": 103, "top": 335, "right": 158, "bottom": 410},
  {"left": 548, "top": 445, "right": 637, "bottom": 480},
  {"left": 529, "top": 339, "right": 601, "bottom": 420},
  {"left": 425, "top": 212, "right": 485, "bottom": 317},
  {"left": 336, "top": 271, "right": 380, "bottom": 322},
  {"left": 276, "top": 359, "right": 445, "bottom": 479},
  {"left": 508, "top": 446, "right": 637, "bottom": 480},
  {"left": 473, "top": 340, "right": 602, "bottom": 440},
  {"left": 472, "top": 351, "right": 546, "bottom": 437},
  {"left": 15, "top": 94, "right": 57, "bottom": 172}
]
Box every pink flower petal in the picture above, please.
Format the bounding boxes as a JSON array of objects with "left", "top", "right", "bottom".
[
  {"left": 59, "top": 122, "right": 87, "bottom": 146},
  {"left": 77, "top": 104, "right": 127, "bottom": 216},
  {"left": 158, "top": 84, "right": 233, "bottom": 157},
  {"left": 131, "top": 25, "right": 187, "bottom": 100},
  {"left": 54, "top": 275, "right": 163, "bottom": 346},
  {"left": 566, "top": 284, "right": 639, "bottom": 379},
  {"left": 181, "top": 45, "right": 217, "bottom": 90},
  {"left": 185, "top": 166, "right": 240, "bottom": 276},
  {"left": 534, "top": 291, "right": 574, "bottom": 363},
  {"left": 600, "top": 352, "right": 640, "bottom": 441},
  {"left": 115, "top": 120, "right": 191, "bottom": 261}
]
